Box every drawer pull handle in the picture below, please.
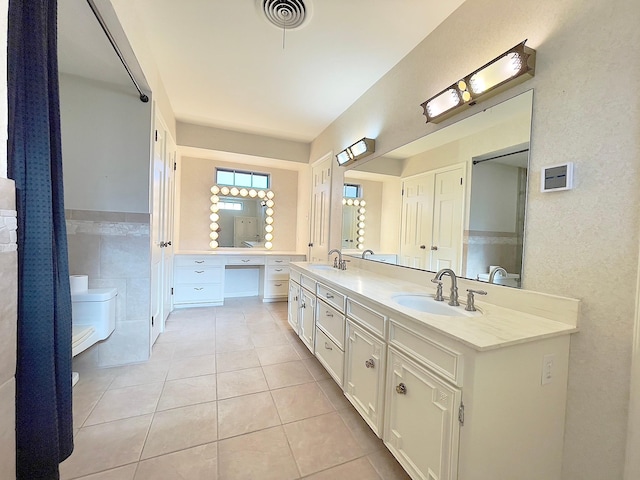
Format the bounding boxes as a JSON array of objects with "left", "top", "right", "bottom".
[
  {"left": 275, "top": 260, "right": 284, "bottom": 263},
  {"left": 194, "top": 287, "right": 203, "bottom": 291},
  {"left": 324, "top": 342, "right": 333, "bottom": 351},
  {"left": 195, "top": 260, "right": 205, "bottom": 264},
  {"left": 242, "top": 259, "right": 250, "bottom": 263},
  {"left": 325, "top": 311, "right": 333, "bottom": 317},
  {"left": 195, "top": 270, "right": 204, "bottom": 273},
  {"left": 301, "top": 302, "right": 306, "bottom": 309},
  {"left": 396, "top": 383, "right": 407, "bottom": 395},
  {"left": 275, "top": 268, "right": 283, "bottom": 272},
  {"left": 365, "top": 358, "right": 375, "bottom": 369},
  {"left": 325, "top": 293, "right": 334, "bottom": 299},
  {"left": 275, "top": 283, "right": 282, "bottom": 287}
]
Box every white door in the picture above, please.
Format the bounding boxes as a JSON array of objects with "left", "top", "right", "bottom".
[
  {"left": 299, "top": 289, "right": 315, "bottom": 353},
  {"left": 400, "top": 174, "right": 434, "bottom": 269},
  {"left": 162, "top": 145, "right": 176, "bottom": 321},
  {"left": 309, "top": 154, "right": 332, "bottom": 262},
  {"left": 150, "top": 115, "right": 165, "bottom": 345},
  {"left": 385, "top": 348, "right": 461, "bottom": 480},
  {"left": 431, "top": 167, "right": 464, "bottom": 274},
  {"left": 287, "top": 282, "right": 300, "bottom": 333}
]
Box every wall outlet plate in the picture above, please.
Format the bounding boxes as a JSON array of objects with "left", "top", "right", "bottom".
[{"left": 541, "top": 162, "right": 574, "bottom": 192}]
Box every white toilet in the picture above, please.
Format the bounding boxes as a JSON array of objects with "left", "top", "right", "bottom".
[{"left": 70, "top": 281, "right": 117, "bottom": 386}]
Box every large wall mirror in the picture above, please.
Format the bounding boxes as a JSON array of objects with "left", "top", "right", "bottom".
[{"left": 343, "top": 90, "right": 533, "bottom": 288}]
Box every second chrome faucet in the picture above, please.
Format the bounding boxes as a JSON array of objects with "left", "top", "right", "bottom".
[{"left": 432, "top": 268, "right": 459, "bottom": 306}]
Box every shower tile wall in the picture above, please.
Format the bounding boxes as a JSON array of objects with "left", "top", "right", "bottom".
[
  {"left": 66, "top": 209, "right": 151, "bottom": 367},
  {"left": 0, "top": 177, "right": 17, "bottom": 479}
]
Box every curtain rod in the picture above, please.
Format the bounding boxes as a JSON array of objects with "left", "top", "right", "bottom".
[
  {"left": 85, "top": 0, "right": 149, "bottom": 103},
  {"left": 472, "top": 148, "right": 529, "bottom": 165}
]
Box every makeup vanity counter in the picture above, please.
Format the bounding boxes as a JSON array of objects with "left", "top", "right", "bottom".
[{"left": 288, "top": 261, "right": 579, "bottom": 480}]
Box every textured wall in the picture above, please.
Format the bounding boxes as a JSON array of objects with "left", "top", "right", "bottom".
[{"left": 311, "top": 0, "right": 640, "bottom": 478}]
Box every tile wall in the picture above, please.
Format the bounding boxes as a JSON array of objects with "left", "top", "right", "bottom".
[
  {"left": 66, "top": 209, "right": 151, "bottom": 367},
  {"left": 0, "top": 177, "right": 17, "bottom": 478}
]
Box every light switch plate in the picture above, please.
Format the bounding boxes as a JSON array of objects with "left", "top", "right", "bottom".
[{"left": 541, "top": 162, "right": 573, "bottom": 192}]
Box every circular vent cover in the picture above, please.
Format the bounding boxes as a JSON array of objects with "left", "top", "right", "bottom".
[{"left": 261, "top": 0, "right": 310, "bottom": 30}]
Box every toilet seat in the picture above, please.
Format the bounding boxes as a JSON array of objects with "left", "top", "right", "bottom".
[{"left": 72, "top": 325, "right": 95, "bottom": 355}]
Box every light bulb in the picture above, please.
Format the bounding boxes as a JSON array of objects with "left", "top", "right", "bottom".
[
  {"left": 210, "top": 213, "right": 219, "bottom": 222},
  {"left": 240, "top": 188, "right": 248, "bottom": 197},
  {"left": 209, "top": 231, "right": 218, "bottom": 240},
  {"left": 210, "top": 186, "right": 220, "bottom": 194},
  {"left": 209, "top": 240, "right": 219, "bottom": 249},
  {"left": 266, "top": 208, "right": 274, "bottom": 216},
  {"left": 264, "top": 241, "right": 273, "bottom": 249},
  {"left": 257, "top": 190, "right": 266, "bottom": 198},
  {"left": 266, "top": 199, "right": 274, "bottom": 208},
  {"left": 265, "top": 225, "right": 274, "bottom": 233},
  {"left": 265, "top": 233, "right": 273, "bottom": 241},
  {"left": 230, "top": 187, "right": 239, "bottom": 196},
  {"left": 266, "top": 191, "right": 275, "bottom": 199},
  {"left": 249, "top": 189, "right": 257, "bottom": 197},
  {"left": 221, "top": 186, "right": 230, "bottom": 195},
  {"left": 265, "top": 217, "right": 274, "bottom": 225}
]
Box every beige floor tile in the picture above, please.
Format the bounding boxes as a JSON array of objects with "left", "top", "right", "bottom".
[
  {"left": 216, "top": 349, "right": 261, "bottom": 373},
  {"left": 218, "top": 426, "right": 299, "bottom": 480},
  {"left": 216, "top": 367, "right": 268, "bottom": 399},
  {"left": 166, "top": 354, "right": 216, "bottom": 380},
  {"left": 251, "top": 331, "right": 291, "bottom": 348},
  {"left": 263, "top": 360, "right": 315, "bottom": 390},
  {"left": 149, "top": 343, "right": 175, "bottom": 363},
  {"left": 256, "top": 344, "right": 301, "bottom": 366},
  {"left": 157, "top": 374, "right": 217, "bottom": 411},
  {"left": 135, "top": 442, "right": 217, "bottom": 480},
  {"left": 284, "top": 412, "right": 363, "bottom": 477},
  {"left": 303, "top": 457, "right": 381, "bottom": 480},
  {"left": 301, "top": 357, "right": 331, "bottom": 381},
  {"left": 366, "top": 447, "right": 411, "bottom": 479},
  {"left": 271, "top": 382, "right": 334, "bottom": 424},
  {"left": 141, "top": 402, "right": 218, "bottom": 459},
  {"left": 60, "top": 415, "right": 152, "bottom": 479},
  {"left": 85, "top": 382, "right": 163, "bottom": 426},
  {"left": 290, "top": 338, "right": 315, "bottom": 358},
  {"left": 215, "top": 334, "right": 254, "bottom": 353},
  {"left": 248, "top": 321, "right": 284, "bottom": 335},
  {"left": 73, "top": 463, "right": 137, "bottom": 480},
  {"left": 215, "top": 324, "right": 251, "bottom": 337},
  {"left": 73, "top": 368, "right": 118, "bottom": 393},
  {"left": 337, "top": 407, "right": 384, "bottom": 454},
  {"left": 316, "top": 378, "right": 352, "bottom": 411},
  {"left": 109, "top": 362, "right": 169, "bottom": 389},
  {"left": 73, "top": 386, "right": 105, "bottom": 429},
  {"left": 217, "top": 391, "right": 281, "bottom": 439},
  {"left": 172, "top": 340, "right": 216, "bottom": 359}
]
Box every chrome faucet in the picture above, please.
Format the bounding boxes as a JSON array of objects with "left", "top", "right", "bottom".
[
  {"left": 433, "top": 268, "right": 459, "bottom": 306},
  {"left": 362, "top": 249, "right": 374, "bottom": 259},
  {"left": 328, "top": 249, "right": 345, "bottom": 270},
  {"left": 489, "top": 267, "right": 508, "bottom": 284}
]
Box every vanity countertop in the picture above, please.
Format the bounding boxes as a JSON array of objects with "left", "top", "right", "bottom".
[
  {"left": 176, "top": 250, "right": 305, "bottom": 256},
  {"left": 290, "top": 262, "right": 578, "bottom": 351}
]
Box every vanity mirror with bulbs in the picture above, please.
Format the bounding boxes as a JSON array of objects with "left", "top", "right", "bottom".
[{"left": 342, "top": 89, "right": 533, "bottom": 287}]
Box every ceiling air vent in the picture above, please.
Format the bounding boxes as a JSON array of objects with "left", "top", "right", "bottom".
[{"left": 261, "top": 0, "right": 310, "bottom": 30}]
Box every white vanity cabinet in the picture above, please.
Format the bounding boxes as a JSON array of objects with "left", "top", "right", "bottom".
[
  {"left": 264, "top": 256, "right": 302, "bottom": 301},
  {"left": 287, "top": 279, "right": 300, "bottom": 333},
  {"left": 173, "top": 255, "right": 225, "bottom": 306},
  {"left": 314, "top": 288, "right": 346, "bottom": 386},
  {"left": 298, "top": 276, "right": 316, "bottom": 353}
]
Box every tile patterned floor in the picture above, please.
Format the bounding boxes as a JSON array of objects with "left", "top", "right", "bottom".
[{"left": 62, "top": 297, "right": 410, "bottom": 479}]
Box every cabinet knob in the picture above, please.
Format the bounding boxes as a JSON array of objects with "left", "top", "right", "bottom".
[
  {"left": 396, "top": 383, "right": 407, "bottom": 395},
  {"left": 326, "top": 293, "right": 334, "bottom": 299},
  {"left": 365, "top": 358, "right": 375, "bottom": 369},
  {"left": 419, "top": 245, "right": 426, "bottom": 249},
  {"left": 324, "top": 342, "right": 333, "bottom": 351}
]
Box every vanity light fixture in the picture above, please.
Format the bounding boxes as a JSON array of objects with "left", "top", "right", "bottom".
[
  {"left": 336, "top": 138, "right": 376, "bottom": 167},
  {"left": 421, "top": 40, "right": 536, "bottom": 124}
]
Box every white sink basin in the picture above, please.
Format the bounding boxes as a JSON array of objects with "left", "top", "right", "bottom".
[
  {"left": 308, "top": 264, "right": 333, "bottom": 270},
  {"left": 391, "top": 294, "right": 478, "bottom": 317}
]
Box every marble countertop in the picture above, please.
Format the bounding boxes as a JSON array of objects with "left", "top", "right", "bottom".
[{"left": 290, "top": 262, "right": 578, "bottom": 351}]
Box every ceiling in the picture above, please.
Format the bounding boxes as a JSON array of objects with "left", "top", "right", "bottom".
[{"left": 58, "top": 0, "right": 466, "bottom": 143}]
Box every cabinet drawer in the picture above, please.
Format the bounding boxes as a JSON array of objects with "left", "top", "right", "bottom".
[
  {"left": 174, "top": 255, "right": 223, "bottom": 267},
  {"left": 316, "top": 300, "right": 345, "bottom": 349},
  {"left": 264, "top": 279, "right": 289, "bottom": 297},
  {"left": 174, "top": 284, "right": 223, "bottom": 304},
  {"left": 266, "top": 265, "right": 289, "bottom": 280},
  {"left": 226, "top": 256, "right": 265, "bottom": 265},
  {"left": 389, "top": 320, "right": 463, "bottom": 387},
  {"left": 174, "top": 266, "right": 223, "bottom": 284},
  {"left": 346, "top": 298, "right": 386, "bottom": 338},
  {"left": 314, "top": 327, "right": 344, "bottom": 386},
  {"left": 317, "top": 283, "right": 346, "bottom": 313},
  {"left": 301, "top": 274, "right": 316, "bottom": 293},
  {"left": 267, "top": 256, "right": 290, "bottom": 265}
]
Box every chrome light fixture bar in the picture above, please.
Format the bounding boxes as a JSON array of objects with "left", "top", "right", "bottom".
[
  {"left": 336, "top": 137, "right": 376, "bottom": 167},
  {"left": 421, "top": 40, "right": 536, "bottom": 124}
]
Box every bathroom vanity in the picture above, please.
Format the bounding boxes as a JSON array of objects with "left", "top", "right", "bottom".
[
  {"left": 173, "top": 252, "right": 305, "bottom": 306},
  {"left": 288, "top": 262, "right": 578, "bottom": 480}
]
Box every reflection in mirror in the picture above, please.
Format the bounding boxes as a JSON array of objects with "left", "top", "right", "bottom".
[
  {"left": 209, "top": 187, "right": 275, "bottom": 249},
  {"left": 343, "top": 90, "right": 533, "bottom": 287}
]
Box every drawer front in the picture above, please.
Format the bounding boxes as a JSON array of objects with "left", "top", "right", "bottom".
[
  {"left": 300, "top": 274, "right": 316, "bottom": 293},
  {"left": 264, "top": 279, "right": 289, "bottom": 297},
  {"left": 174, "top": 266, "right": 223, "bottom": 284},
  {"left": 317, "top": 283, "right": 346, "bottom": 313},
  {"left": 174, "top": 255, "right": 224, "bottom": 267},
  {"left": 226, "top": 256, "right": 265, "bottom": 265},
  {"left": 266, "top": 265, "right": 289, "bottom": 280},
  {"left": 389, "top": 320, "right": 463, "bottom": 387},
  {"left": 346, "top": 298, "right": 386, "bottom": 338},
  {"left": 174, "top": 284, "right": 223, "bottom": 304},
  {"left": 316, "top": 300, "right": 345, "bottom": 349},
  {"left": 267, "top": 256, "right": 291, "bottom": 266},
  {"left": 314, "top": 327, "right": 344, "bottom": 386},
  {"left": 289, "top": 270, "right": 302, "bottom": 285}
]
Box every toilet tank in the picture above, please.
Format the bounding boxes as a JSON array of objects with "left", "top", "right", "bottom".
[{"left": 71, "top": 288, "right": 117, "bottom": 341}]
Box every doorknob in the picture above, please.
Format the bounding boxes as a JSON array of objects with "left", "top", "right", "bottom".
[
  {"left": 396, "top": 383, "right": 407, "bottom": 395},
  {"left": 308, "top": 242, "right": 314, "bottom": 247},
  {"left": 420, "top": 245, "right": 426, "bottom": 249},
  {"left": 365, "top": 358, "right": 375, "bottom": 369},
  {"left": 431, "top": 246, "right": 438, "bottom": 251}
]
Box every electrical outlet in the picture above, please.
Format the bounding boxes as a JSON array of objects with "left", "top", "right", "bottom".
[{"left": 541, "top": 354, "right": 555, "bottom": 385}]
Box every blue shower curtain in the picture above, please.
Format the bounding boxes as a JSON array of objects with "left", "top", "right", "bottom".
[{"left": 8, "top": 0, "right": 74, "bottom": 478}]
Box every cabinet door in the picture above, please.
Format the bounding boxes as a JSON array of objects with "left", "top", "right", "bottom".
[
  {"left": 385, "top": 348, "right": 461, "bottom": 480},
  {"left": 299, "top": 289, "right": 316, "bottom": 353},
  {"left": 344, "top": 320, "right": 386, "bottom": 436},
  {"left": 287, "top": 282, "right": 300, "bottom": 333}
]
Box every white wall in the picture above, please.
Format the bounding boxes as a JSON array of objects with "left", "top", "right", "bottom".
[
  {"left": 311, "top": 0, "right": 640, "bottom": 478},
  {"left": 60, "top": 74, "right": 152, "bottom": 213}
]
